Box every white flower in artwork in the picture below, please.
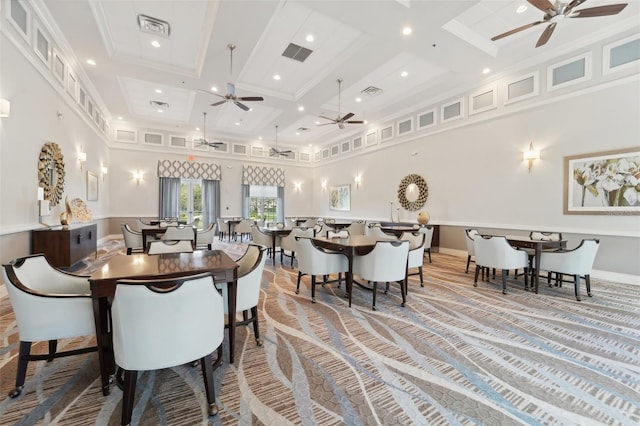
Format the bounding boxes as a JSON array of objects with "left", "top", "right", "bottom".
[{"left": 623, "top": 187, "right": 638, "bottom": 206}]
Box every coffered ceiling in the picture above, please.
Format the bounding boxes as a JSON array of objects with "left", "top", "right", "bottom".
[{"left": 41, "top": 0, "right": 639, "bottom": 149}]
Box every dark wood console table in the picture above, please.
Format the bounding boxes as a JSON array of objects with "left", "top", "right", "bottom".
[{"left": 32, "top": 223, "right": 97, "bottom": 268}]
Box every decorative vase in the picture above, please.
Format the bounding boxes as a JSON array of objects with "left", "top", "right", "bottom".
[
  {"left": 60, "top": 196, "right": 72, "bottom": 228},
  {"left": 417, "top": 211, "right": 430, "bottom": 225}
]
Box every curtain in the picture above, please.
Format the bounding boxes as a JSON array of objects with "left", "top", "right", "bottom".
[
  {"left": 203, "top": 179, "right": 220, "bottom": 229},
  {"left": 277, "top": 186, "right": 285, "bottom": 223},
  {"left": 241, "top": 184, "right": 250, "bottom": 219},
  {"left": 158, "top": 177, "right": 180, "bottom": 218}
]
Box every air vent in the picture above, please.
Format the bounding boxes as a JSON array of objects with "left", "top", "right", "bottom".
[
  {"left": 150, "top": 100, "right": 169, "bottom": 109},
  {"left": 361, "top": 86, "right": 384, "bottom": 96},
  {"left": 297, "top": 127, "right": 310, "bottom": 132},
  {"left": 137, "top": 14, "right": 171, "bottom": 38},
  {"left": 282, "top": 43, "right": 313, "bottom": 63}
]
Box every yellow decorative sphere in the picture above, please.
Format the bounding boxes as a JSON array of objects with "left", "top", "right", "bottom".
[{"left": 417, "top": 211, "right": 430, "bottom": 225}]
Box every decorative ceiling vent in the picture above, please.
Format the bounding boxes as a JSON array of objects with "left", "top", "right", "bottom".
[
  {"left": 150, "top": 100, "right": 169, "bottom": 109},
  {"left": 282, "top": 43, "right": 313, "bottom": 63},
  {"left": 297, "top": 127, "right": 310, "bottom": 132},
  {"left": 361, "top": 86, "right": 383, "bottom": 96},
  {"left": 137, "top": 14, "right": 171, "bottom": 38}
]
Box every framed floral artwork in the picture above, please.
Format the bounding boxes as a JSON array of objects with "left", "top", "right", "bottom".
[
  {"left": 329, "top": 185, "right": 351, "bottom": 211},
  {"left": 87, "top": 171, "right": 99, "bottom": 201},
  {"left": 564, "top": 148, "right": 639, "bottom": 215}
]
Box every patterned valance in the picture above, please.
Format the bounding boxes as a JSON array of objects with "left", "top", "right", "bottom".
[
  {"left": 242, "top": 165, "right": 285, "bottom": 187},
  {"left": 157, "top": 160, "right": 221, "bottom": 180}
]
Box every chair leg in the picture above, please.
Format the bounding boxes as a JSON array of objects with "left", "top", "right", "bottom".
[
  {"left": 290, "top": 251, "right": 295, "bottom": 268},
  {"left": 48, "top": 339, "right": 58, "bottom": 362},
  {"left": 384, "top": 282, "right": 389, "bottom": 294},
  {"left": 473, "top": 265, "right": 480, "bottom": 286},
  {"left": 337, "top": 273, "right": 342, "bottom": 289},
  {"left": 586, "top": 274, "right": 592, "bottom": 297},
  {"left": 574, "top": 275, "right": 581, "bottom": 301},
  {"left": 466, "top": 255, "right": 471, "bottom": 273},
  {"left": 400, "top": 278, "right": 407, "bottom": 307},
  {"left": 418, "top": 266, "right": 424, "bottom": 287},
  {"left": 200, "top": 353, "right": 219, "bottom": 417},
  {"left": 372, "top": 281, "right": 378, "bottom": 311},
  {"left": 121, "top": 369, "right": 138, "bottom": 426},
  {"left": 296, "top": 271, "right": 302, "bottom": 294},
  {"left": 9, "top": 341, "right": 31, "bottom": 398},
  {"left": 501, "top": 269, "right": 507, "bottom": 295},
  {"left": 427, "top": 248, "right": 432, "bottom": 263},
  {"left": 311, "top": 275, "right": 317, "bottom": 303},
  {"left": 251, "top": 306, "right": 262, "bottom": 346}
]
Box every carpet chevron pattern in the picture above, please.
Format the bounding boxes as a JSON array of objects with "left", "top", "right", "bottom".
[{"left": 1, "top": 239, "right": 639, "bottom": 425}]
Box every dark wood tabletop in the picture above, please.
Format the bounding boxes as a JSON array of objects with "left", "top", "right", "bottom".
[
  {"left": 260, "top": 227, "right": 292, "bottom": 264},
  {"left": 89, "top": 250, "right": 238, "bottom": 396}
]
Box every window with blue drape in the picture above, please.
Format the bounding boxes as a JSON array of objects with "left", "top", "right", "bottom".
[
  {"left": 159, "top": 177, "right": 180, "bottom": 218},
  {"left": 277, "top": 186, "right": 285, "bottom": 223},
  {"left": 203, "top": 180, "right": 220, "bottom": 229},
  {"left": 241, "top": 184, "right": 250, "bottom": 218}
]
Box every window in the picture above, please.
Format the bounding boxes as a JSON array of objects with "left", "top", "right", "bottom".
[
  {"left": 180, "top": 179, "right": 203, "bottom": 228},
  {"left": 248, "top": 185, "right": 278, "bottom": 222}
]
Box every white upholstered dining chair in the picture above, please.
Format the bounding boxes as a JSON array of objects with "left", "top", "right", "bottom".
[
  {"left": 401, "top": 231, "right": 427, "bottom": 289},
  {"left": 295, "top": 237, "right": 348, "bottom": 303},
  {"left": 196, "top": 223, "right": 217, "bottom": 250},
  {"left": 147, "top": 240, "right": 194, "bottom": 254},
  {"left": 121, "top": 224, "right": 144, "bottom": 255},
  {"left": 473, "top": 235, "right": 529, "bottom": 295},
  {"left": 280, "top": 227, "right": 314, "bottom": 267}
]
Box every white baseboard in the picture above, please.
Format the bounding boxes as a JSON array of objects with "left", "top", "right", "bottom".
[{"left": 435, "top": 248, "right": 639, "bottom": 286}]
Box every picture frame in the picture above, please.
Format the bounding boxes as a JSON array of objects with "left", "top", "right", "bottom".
[
  {"left": 564, "top": 148, "right": 640, "bottom": 215},
  {"left": 87, "top": 171, "right": 98, "bottom": 201},
  {"left": 329, "top": 184, "right": 351, "bottom": 211}
]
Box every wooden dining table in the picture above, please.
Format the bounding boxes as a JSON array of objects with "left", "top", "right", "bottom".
[
  {"left": 260, "top": 227, "right": 292, "bottom": 264},
  {"left": 379, "top": 225, "right": 417, "bottom": 238},
  {"left": 312, "top": 235, "right": 397, "bottom": 308},
  {"left": 141, "top": 226, "right": 197, "bottom": 252},
  {"left": 88, "top": 250, "right": 238, "bottom": 396},
  {"left": 504, "top": 235, "right": 566, "bottom": 294}
]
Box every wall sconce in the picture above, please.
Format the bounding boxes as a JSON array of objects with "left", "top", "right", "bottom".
[
  {"left": 294, "top": 181, "right": 302, "bottom": 192},
  {"left": 523, "top": 142, "right": 540, "bottom": 173},
  {"left": 321, "top": 179, "right": 327, "bottom": 192},
  {"left": 101, "top": 165, "right": 108, "bottom": 180},
  {"left": 0, "top": 98, "right": 10, "bottom": 117},
  {"left": 133, "top": 170, "right": 143, "bottom": 186},
  {"left": 354, "top": 174, "right": 362, "bottom": 189},
  {"left": 77, "top": 149, "right": 87, "bottom": 171}
]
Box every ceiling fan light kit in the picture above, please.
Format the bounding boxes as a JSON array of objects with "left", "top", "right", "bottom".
[
  {"left": 317, "top": 78, "right": 364, "bottom": 129},
  {"left": 491, "top": 0, "right": 628, "bottom": 48}
]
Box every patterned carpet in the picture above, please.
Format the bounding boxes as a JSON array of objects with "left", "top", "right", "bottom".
[{"left": 1, "top": 238, "right": 639, "bottom": 425}]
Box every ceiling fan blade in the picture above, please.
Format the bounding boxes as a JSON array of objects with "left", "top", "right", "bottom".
[
  {"left": 318, "top": 115, "right": 337, "bottom": 122},
  {"left": 227, "top": 82, "right": 235, "bottom": 97},
  {"left": 340, "top": 112, "right": 355, "bottom": 121},
  {"left": 210, "top": 100, "right": 227, "bottom": 107},
  {"left": 237, "top": 96, "right": 264, "bottom": 102},
  {"left": 536, "top": 22, "right": 556, "bottom": 47},
  {"left": 491, "top": 21, "right": 544, "bottom": 41},
  {"left": 345, "top": 120, "right": 364, "bottom": 124},
  {"left": 234, "top": 101, "right": 250, "bottom": 111},
  {"left": 527, "top": 0, "right": 556, "bottom": 13},
  {"left": 570, "top": 4, "right": 627, "bottom": 18},
  {"left": 567, "top": 0, "right": 588, "bottom": 9},
  {"left": 198, "top": 89, "right": 225, "bottom": 99},
  {"left": 316, "top": 122, "right": 335, "bottom": 127}
]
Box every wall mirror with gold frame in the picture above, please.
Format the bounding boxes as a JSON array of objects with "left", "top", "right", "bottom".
[
  {"left": 38, "top": 142, "right": 65, "bottom": 206},
  {"left": 397, "top": 173, "right": 428, "bottom": 211}
]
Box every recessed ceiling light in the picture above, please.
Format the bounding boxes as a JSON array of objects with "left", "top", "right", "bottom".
[
  {"left": 235, "top": 122, "right": 240, "bottom": 126},
  {"left": 151, "top": 40, "right": 161, "bottom": 48},
  {"left": 364, "top": 120, "right": 368, "bottom": 124},
  {"left": 298, "top": 106, "right": 304, "bottom": 112},
  {"left": 315, "top": 121, "right": 320, "bottom": 125},
  {"left": 117, "top": 116, "right": 123, "bottom": 120},
  {"left": 401, "top": 71, "right": 408, "bottom": 77},
  {"left": 309, "top": 144, "right": 312, "bottom": 147},
  {"left": 157, "top": 109, "right": 163, "bottom": 113},
  {"left": 86, "top": 59, "right": 96, "bottom": 66},
  {"left": 196, "top": 127, "right": 200, "bottom": 131},
  {"left": 295, "top": 132, "right": 300, "bottom": 136},
  {"left": 155, "top": 89, "right": 162, "bottom": 94},
  {"left": 306, "top": 34, "right": 314, "bottom": 42},
  {"left": 402, "top": 26, "right": 412, "bottom": 36},
  {"left": 355, "top": 97, "right": 362, "bottom": 103},
  {"left": 273, "top": 74, "right": 281, "bottom": 81},
  {"left": 482, "top": 67, "right": 491, "bottom": 74},
  {"left": 516, "top": 5, "right": 528, "bottom": 14},
  {"left": 210, "top": 86, "right": 218, "bottom": 92},
  {"left": 258, "top": 136, "right": 263, "bottom": 140},
  {"left": 248, "top": 108, "right": 253, "bottom": 112}
]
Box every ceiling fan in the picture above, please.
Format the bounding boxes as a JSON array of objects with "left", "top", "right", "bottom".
[
  {"left": 491, "top": 0, "right": 628, "bottom": 48},
  {"left": 199, "top": 44, "right": 264, "bottom": 111},
  {"left": 193, "top": 112, "right": 223, "bottom": 149},
  {"left": 317, "top": 78, "right": 364, "bottom": 129},
  {"left": 269, "top": 125, "right": 292, "bottom": 157}
]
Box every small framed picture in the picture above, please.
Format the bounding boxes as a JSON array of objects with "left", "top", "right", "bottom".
[{"left": 87, "top": 171, "right": 98, "bottom": 201}]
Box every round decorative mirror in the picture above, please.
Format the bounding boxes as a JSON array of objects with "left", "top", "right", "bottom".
[
  {"left": 38, "top": 142, "right": 65, "bottom": 206},
  {"left": 397, "top": 174, "right": 428, "bottom": 211}
]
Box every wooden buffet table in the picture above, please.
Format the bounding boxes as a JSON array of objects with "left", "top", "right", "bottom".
[{"left": 31, "top": 223, "right": 97, "bottom": 268}]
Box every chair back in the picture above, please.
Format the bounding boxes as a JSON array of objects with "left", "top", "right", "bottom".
[
  {"left": 233, "top": 244, "right": 267, "bottom": 313},
  {"left": 280, "top": 227, "right": 314, "bottom": 251},
  {"left": 196, "top": 223, "right": 216, "bottom": 249},
  {"left": 111, "top": 273, "right": 224, "bottom": 371},
  {"left": 465, "top": 228, "right": 478, "bottom": 255},
  {"left": 216, "top": 218, "right": 227, "bottom": 235},
  {"left": 366, "top": 225, "right": 393, "bottom": 239},
  {"left": 417, "top": 226, "right": 434, "bottom": 250},
  {"left": 251, "top": 225, "right": 272, "bottom": 247},
  {"left": 345, "top": 221, "right": 365, "bottom": 236},
  {"left": 234, "top": 219, "right": 254, "bottom": 234},
  {"left": 540, "top": 239, "right": 600, "bottom": 275},
  {"left": 402, "top": 232, "right": 426, "bottom": 269},
  {"left": 530, "top": 231, "right": 562, "bottom": 241},
  {"left": 121, "top": 224, "right": 143, "bottom": 251},
  {"left": 161, "top": 226, "right": 195, "bottom": 241},
  {"left": 285, "top": 218, "right": 297, "bottom": 228},
  {"left": 2, "top": 255, "right": 95, "bottom": 341},
  {"left": 354, "top": 241, "right": 409, "bottom": 282},
  {"left": 328, "top": 230, "right": 349, "bottom": 239},
  {"left": 159, "top": 218, "right": 179, "bottom": 228},
  {"left": 301, "top": 218, "right": 316, "bottom": 228},
  {"left": 296, "top": 237, "right": 348, "bottom": 276},
  {"left": 147, "top": 240, "right": 194, "bottom": 254},
  {"left": 474, "top": 235, "right": 528, "bottom": 270},
  {"left": 136, "top": 218, "right": 154, "bottom": 231}
]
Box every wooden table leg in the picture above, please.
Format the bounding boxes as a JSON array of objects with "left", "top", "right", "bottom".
[
  {"left": 92, "top": 297, "right": 114, "bottom": 396},
  {"left": 227, "top": 273, "right": 237, "bottom": 364},
  {"left": 533, "top": 244, "right": 541, "bottom": 294},
  {"left": 272, "top": 235, "right": 277, "bottom": 265},
  {"left": 346, "top": 254, "right": 353, "bottom": 307}
]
